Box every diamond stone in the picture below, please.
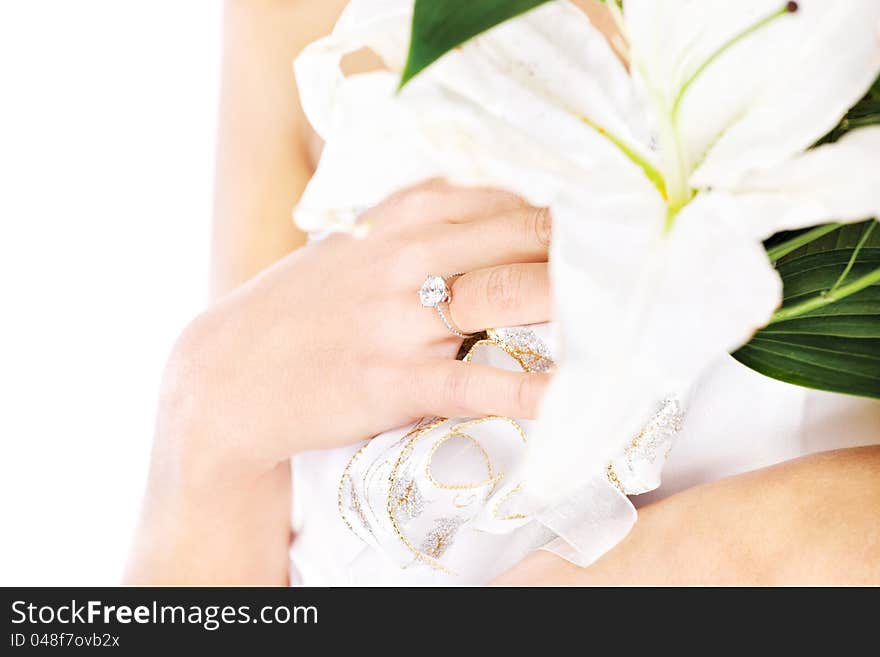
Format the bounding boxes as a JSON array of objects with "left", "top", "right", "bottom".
[{"left": 419, "top": 275, "right": 449, "bottom": 307}]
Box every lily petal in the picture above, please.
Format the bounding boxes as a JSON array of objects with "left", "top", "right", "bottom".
[
  {"left": 294, "top": 73, "right": 581, "bottom": 232},
  {"left": 527, "top": 193, "right": 782, "bottom": 502},
  {"left": 625, "top": 0, "right": 880, "bottom": 187},
  {"left": 294, "top": 0, "right": 660, "bottom": 233},
  {"left": 689, "top": 0, "right": 880, "bottom": 187},
  {"left": 423, "top": 1, "right": 657, "bottom": 186},
  {"left": 709, "top": 127, "right": 880, "bottom": 240}
]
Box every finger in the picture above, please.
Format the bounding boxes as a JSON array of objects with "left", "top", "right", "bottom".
[
  {"left": 361, "top": 180, "right": 528, "bottom": 230},
  {"left": 446, "top": 263, "right": 551, "bottom": 335},
  {"left": 408, "top": 360, "right": 550, "bottom": 420},
  {"left": 423, "top": 206, "right": 552, "bottom": 274}
]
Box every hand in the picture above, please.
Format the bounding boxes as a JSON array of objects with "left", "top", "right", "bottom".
[{"left": 159, "top": 182, "right": 554, "bottom": 475}]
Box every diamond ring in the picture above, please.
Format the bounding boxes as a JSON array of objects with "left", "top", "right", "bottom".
[{"left": 419, "top": 274, "right": 475, "bottom": 339}]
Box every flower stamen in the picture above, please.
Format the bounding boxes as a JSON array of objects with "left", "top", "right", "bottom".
[{"left": 671, "top": 2, "right": 799, "bottom": 120}]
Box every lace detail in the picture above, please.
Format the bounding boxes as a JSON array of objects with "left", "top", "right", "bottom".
[{"left": 337, "top": 324, "right": 685, "bottom": 574}]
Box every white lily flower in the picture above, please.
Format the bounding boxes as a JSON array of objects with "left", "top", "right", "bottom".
[{"left": 295, "top": 0, "right": 880, "bottom": 504}]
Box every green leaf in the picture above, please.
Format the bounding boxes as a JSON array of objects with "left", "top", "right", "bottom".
[
  {"left": 740, "top": 75, "right": 880, "bottom": 398},
  {"left": 816, "top": 74, "right": 880, "bottom": 146},
  {"left": 735, "top": 220, "right": 880, "bottom": 399},
  {"left": 399, "top": 0, "right": 553, "bottom": 88}
]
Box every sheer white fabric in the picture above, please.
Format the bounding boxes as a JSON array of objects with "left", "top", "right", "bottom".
[{"left": 289, "top": 340, "right": 880, "bottom": 586}]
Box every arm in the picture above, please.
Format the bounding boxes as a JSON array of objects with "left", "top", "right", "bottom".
[
  {"left": 129, "top": 0, "right": 355, "bottom": 586},
  {"left": 129, "top": 0, "right": 552, "bottom": 585},
  {"left": 126, "top": 184, "right": 556, "bottom": 585},
  {"left": 210, "top": 0, "right": 353, "bottom": 298},
  {"left": 495, "top": 447, "right": 880, "bottom": 586}
]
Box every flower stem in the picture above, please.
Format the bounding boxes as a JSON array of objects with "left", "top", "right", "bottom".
[
  {"left": 830, "top": 221, "right": 877, "bottom": 291},
  {"left": 664, "top": 206, "right": 678, "bottom": 233},
  {"left": 769, "top": 266, "right": 880, "bottom": 324},
  {"left": 766, "top": 223, "right": 842, "bottom": 262}
]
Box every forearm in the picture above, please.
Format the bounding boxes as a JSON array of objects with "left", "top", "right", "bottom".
[
  {"left": 125, "top": 359, "right": 292, "bottom": 586},
  {"left": 125, "top": 426, "right": 292, "bottom": 586},
  {"left": 496, "top": 447, "right": 880, "bottom": 586},
  {"left": 125, "top": 461, "right": 290, "bottom": 586},
  {"left": 164, "top": 0, "right": 352, "bottom": 585}
]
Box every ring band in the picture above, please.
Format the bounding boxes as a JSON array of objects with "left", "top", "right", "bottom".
[{"left": 419, "top": 274, "right": 476, "bottom": 339}]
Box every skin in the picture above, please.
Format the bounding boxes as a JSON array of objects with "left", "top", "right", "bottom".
[
  {"left": 125, "top": 0, "right": 880, "bottom": 586},
  {"left": 210, "top": 0, "right": 382, "bottom": 297},
  {"left": 127, "top": 180, "right": 555, "bottom": 585},
  {"left": 495, "top": 447, "right": 880, "bottom": 586}
]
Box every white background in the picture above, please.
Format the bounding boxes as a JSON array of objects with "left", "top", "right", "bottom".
[{"left": 0, "top": 1, "right": 223, "bottom": 584}]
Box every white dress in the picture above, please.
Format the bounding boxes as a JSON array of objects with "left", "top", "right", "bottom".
[{"left": 288, "top": 327, "right": 880, "bottom": 586}]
